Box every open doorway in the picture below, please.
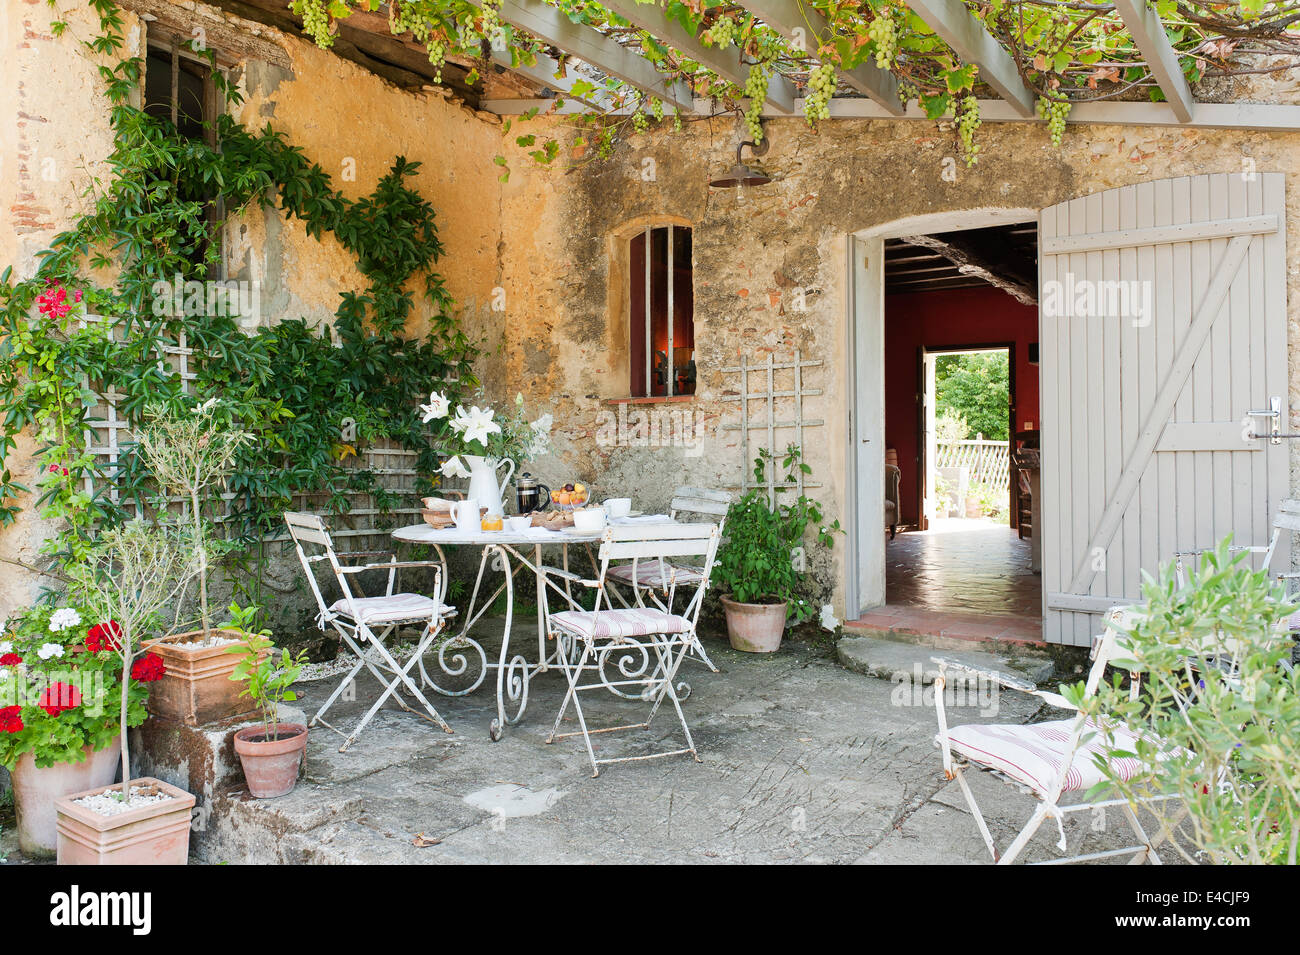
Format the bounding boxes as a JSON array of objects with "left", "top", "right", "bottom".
[{"left": 875, "top": 222, "right": 1043, "bottom": 640}]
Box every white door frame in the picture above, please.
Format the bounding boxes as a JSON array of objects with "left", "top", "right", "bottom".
[{"left": 846, "top": 208, "right": 1037, "bottom": 618}]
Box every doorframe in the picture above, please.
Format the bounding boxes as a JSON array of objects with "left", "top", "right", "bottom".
[
  {"left": 847, "top": 208, "right": 1037, "bottom": 619},
  {"left": 918, "top": 342, "right": 1017, "bottom": 531}
]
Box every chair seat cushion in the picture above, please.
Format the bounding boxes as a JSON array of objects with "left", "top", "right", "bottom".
[
  {"left": 550, "top": 607, "right": 690, "bottom": 641},
  {"left": 329, "top": 593, "right": 452, "bottom": 625},
  {"left": 942, "top": 718, "right": 1170, "bottom": 795},
  {"left": 606, "top": 562, "right": 703, "bottom": 588}
]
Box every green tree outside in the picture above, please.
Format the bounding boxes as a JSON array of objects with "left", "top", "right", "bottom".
[{"left": 935, "top": 351, "right": 1010, "bottom": 441}]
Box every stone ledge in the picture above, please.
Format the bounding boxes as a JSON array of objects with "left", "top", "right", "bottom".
[{"left": 836, "top": 634, "right": 1055, "bottom": 688}]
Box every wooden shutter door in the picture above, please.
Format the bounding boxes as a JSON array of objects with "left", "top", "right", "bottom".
[{"left": 1039, "top": 173, "right": 1288, "bottom": 646}]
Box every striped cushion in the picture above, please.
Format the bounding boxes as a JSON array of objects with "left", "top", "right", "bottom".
[
  {"left": 606, "top": 562, "right": 703, "bottom": 588},
  {"left": 550, "top": 608, "right": 690, "bottom": 641},
  {"left": 942, "top": 718, "right": 1167, "bottom": 795},
  {"left": 329, "top": 593, "right": 452, "bottom": 625}
]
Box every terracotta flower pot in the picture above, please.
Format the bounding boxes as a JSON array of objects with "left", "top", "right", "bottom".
[
  {"left": 55, "top": 776, "right": 195, "bottom": 865},
  {"left": 143, "top": 629, "right": 262, "bottom": 726},
  {"left": 10, "top": 736, "right": 121, "bottom": 859},
  {"left": 720, "top": 595, "right": 788, "bottom": 653},
  {"left": 233, "top": 722, "right": 308, "bottom": 798}
]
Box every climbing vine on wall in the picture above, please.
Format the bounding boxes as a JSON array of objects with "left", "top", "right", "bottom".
[{"left": 1, "top": 0, "right": 479, "bottom": 580}]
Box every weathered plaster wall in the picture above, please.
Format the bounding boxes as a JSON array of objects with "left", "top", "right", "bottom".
[
  {"left": 0, "top": 0, "right": 504, "bottom": 619},
  {"left": 499, "top": 112, "right": 1300, "bottom": 616}
]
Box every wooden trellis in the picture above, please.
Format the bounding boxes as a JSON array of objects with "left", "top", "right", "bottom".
[
  {"left": 75, "top": 313, "right": 424, "bottom": 549},
  {"left": 721, "top": 350, "right": 824, "bottom": 506}
]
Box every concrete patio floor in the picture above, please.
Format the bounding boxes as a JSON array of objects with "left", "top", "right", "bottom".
[{"left": 189, "top": 623, "right": 1187, "bottom": 865}]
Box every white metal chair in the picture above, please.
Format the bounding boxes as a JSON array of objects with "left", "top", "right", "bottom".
[
  {"left": 932, "top": 606, "right": 1182, "bottom": 864},
  {"left": 605, "top": 487, "right": 731, "bottom": 673},
  {"left": 542, "top": 523, "right": 721, "bottom": 776},
  {"left": 284, "top": 512, "right": 456, "bottom": 752}
]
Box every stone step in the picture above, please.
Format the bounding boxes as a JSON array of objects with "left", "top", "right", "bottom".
[
  {"left": 836, "top": 633, "right": 1055, "bottom": 688},
  {"left": 845, "top": 607, "right": 1045, "bottom": 651}
]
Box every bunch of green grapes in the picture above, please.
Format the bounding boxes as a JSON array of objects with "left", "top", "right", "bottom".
[
  {"left": 479, "top": 0, "right": 501, "bottom": 45},
  {"left": 743, "top": 63, "right": 769, "bottom": 143},
  {"left": 703, "top": 15, "right": 736, "bottom": 49},
  {"left": 673, "top": 107, "right": 683, "bottom": 132},
  {"left": 426, "top": 36, "right": 447, "bottom": 83},
  {"left": 293, "top": 0, "right": 334, "bottom": 49},
  {"left": 632, "top": 108, "right": 649, "bottom": 133},
  {"left": 649, "top": 97, "right": 664, "bottom": 122},
  {"left": 1036, "top": 95, "right": 1071, "bottom": 147},
  {"left": 956, "top": 95, "right": 981, "bottom": 166},
  {"left": 867, "top": 12, "right": 897, "bottom": 70},
  {"left": 804, "top": 60, "right": 835, "bottom": 124}
]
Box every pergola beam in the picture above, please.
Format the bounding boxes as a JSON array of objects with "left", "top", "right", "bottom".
[
  {"left": 1112, "top": 0, "right": 1196, "bottom": 122},
  {"left": 897, "top": 233, "right": 1037, "bottom": 305},
  {"left": 601, "top": 0, "right": 796, "bottom": 114},
  {"left": 489, "top": 49, "right": 617, "bottom": 110},
  {"left": 497, "top": 0, "right": 695, "bottom": 110},
  {"left": 481, "top": 96, "right": 1300, "bottom": 131},
  {"left": 903, "top": 0, "right": 1037, "bottom": 117},
  {"left": 740, "top": 0, "right": 904, "bottom": 115}
]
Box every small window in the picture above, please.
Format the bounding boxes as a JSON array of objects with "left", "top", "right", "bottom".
[{"left": 629, "top": 225, "right": 695, "bottom": 397}]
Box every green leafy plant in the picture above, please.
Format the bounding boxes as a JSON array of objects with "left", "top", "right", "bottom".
[
  {"left": 224, "top": 605, "right": 309, "bottom": 742},
  {"left": 1075, "top": 537, "right": 1300, "bottom": 864},
  {"left": 713, "top": 446, "right": 840, "bottom": 625}
]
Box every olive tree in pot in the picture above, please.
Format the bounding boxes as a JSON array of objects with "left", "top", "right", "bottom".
[
  {"left": 713, "top": 448, "right": 840, "bottom": 653},
  {"left": 225, "top": 606, "right": 310, "bottom": 799},
  {"left": 55, "top": 519, "right": 199, "bottom": 865}
]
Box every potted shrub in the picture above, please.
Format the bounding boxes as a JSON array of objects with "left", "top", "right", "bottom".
[
  {"left": 226, "top": 608, "right": 310, "bottom": 798},
  {"left": 54, "top": 519, "right": 199, "bottom": 864},
  {"left": 713, "top": 447, "right": 840, "bottom": 653},
  {"left": 134, "top": 400, "right": 257, "bottom": 725},
  {"left": 0, "top": 604, "right": 165, "bottom": 858}
]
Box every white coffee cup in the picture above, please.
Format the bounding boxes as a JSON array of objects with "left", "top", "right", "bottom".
[
  {"left": 572, "top": 507, "right": 607, "bottom": 533},
  {"left": 506, "top": 515, "right": 532, "bottom": 533},
  {"left": 454, "top": 500, "right": 479, "bottom": 530},
  {"left": 603, "top": 497, "right": 632, "bottom": 519}
]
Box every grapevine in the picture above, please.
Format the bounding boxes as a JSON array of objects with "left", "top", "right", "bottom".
[
  {"left": 293, "top": 0, "right": 333, "bottom": 49},
  {"left": 804, "top": 60, "right": 835, "bottom": 125},
  {"left": 1036, "top": 95, "right": 1071, "bottom": 147},
  {"left": 702, "top": 15, "right": 736, "bottom": 49},
  {"left": 743, "top": 63, "right": 769, "bottom": 144},
  {"left": 867, "top": 11, "right": 897, "bottom": 70},
  {"left": 955, "top": 95, "right": 981, "bottom": 166}
]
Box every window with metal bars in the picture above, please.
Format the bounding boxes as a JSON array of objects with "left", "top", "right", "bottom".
[{"left": 629, "top": 225, "right": 695, "bottom": 398}]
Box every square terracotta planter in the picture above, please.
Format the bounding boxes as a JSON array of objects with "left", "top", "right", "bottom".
[
  {"left": 55, "top": 777, "right": 196, "bottom": 865},
  {"left": 143, "top": 630, "right": 262, "bottom": 726}
]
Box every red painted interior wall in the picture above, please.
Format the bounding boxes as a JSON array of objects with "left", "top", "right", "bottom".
[{"left": 885, "top": 286, "right": 1040, "bottom": 527}]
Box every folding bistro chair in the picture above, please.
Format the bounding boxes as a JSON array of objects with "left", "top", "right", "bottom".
[
  {"left": 284, "top": 512, "right": 456, "bottom": 752},
  {"left": 542, "top": 523, "right": 720, "bottom": 776},
  {"left": 932, "top": 607, "right": 1182, "bottom": 864},
  {"left": 604, "top": 487, "right": 732, "bottom": 673}
]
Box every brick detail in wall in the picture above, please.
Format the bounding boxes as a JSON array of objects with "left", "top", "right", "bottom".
[{"left": 10, "top": 1, "right": 57, "bottom": 234}]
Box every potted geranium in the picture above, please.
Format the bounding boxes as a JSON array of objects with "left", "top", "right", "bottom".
[
  {"left": 713, "top": 447, "right": 840, "bottom": 653},
  {"left": 225, "top": 606, "right": 311, "bottom": 799},
  {"left": 134, "top": 399, "right": 258, "bottom": 725},
  {"left": 420, "top": 388, "right": 552, "bottom": 514},
  {"left": 53, "top": 519, "right": 198, "bottom": 864},
  {"left": 0, "top": 604, "right": 165, "bottom": 858}
]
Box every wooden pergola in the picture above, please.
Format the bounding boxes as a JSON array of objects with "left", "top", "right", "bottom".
[{"left": 138, "top": 0, "right": 1300, "bottom": 131}]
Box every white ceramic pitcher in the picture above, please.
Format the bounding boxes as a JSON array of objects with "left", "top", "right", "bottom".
[{"left": 463, "top": 454, "right": 514, "bottom": 515}]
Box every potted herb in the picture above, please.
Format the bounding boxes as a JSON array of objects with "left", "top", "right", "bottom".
[
  {"left": 713, "top": 447, "right": 840, "bottom": 653},
  {"left": 53, "top": 519, "right": 198, "bottom": 865},
  {"left": 134, "top": 400, "right": 257, "bottom": 725},
  {"left": 0, "top": 604, "right": 164, "bottom": 857},
  {"left": 225, "top": 606, "right": 310, "bottom": 798}
]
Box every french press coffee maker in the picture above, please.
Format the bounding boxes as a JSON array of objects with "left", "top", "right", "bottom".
[{"left": 514, "top": 472, "right": 551, "bottom": 514}]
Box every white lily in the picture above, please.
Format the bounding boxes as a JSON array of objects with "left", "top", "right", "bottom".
[
  {"left": 440, "top": 455, "right": 471, "bottom": 479},
  {"left": 453, "top": 405, "right": 502, "bottom": 447},
  {"left": 531, "top": 413, "right": 553, "bottom": 433},
  {"left": 420, "top": 390, "right": 450, "bottom": 422}
]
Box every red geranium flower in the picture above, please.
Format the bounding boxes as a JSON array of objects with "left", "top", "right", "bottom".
[
  {"left": 86, "top": 620, "right": 123, "bottom": 653},
  {"left": 0, "top": 706, "right": 22, "bottom": 733},
  {"left": 130, "top": 652, "right": 166, "bottom": 683},
  {"left": 36, "top": 682, "right": 81, "bottom": 716},
  {"left": 0, "top": 653, "right": 21, "bottom": 667}
]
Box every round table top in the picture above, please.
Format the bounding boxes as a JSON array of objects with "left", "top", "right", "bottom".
[{"left": 391, "top": 522, "right": 604, "bottom": 546}]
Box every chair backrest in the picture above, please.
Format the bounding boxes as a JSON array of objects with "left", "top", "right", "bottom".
[
  {"left": 1174, "top": 499, "right": 1300, "bottom": 587},
  {"left": 596, "top": 523, "right": 721, "bottom": 623},
  {"left": 669, "top": 487, "right": 732, "bottom": 531},
  {"left": 283, "top": 511, "right": 352, "bottom": 624}
]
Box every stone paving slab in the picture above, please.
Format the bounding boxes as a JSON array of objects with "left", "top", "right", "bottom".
[{"left": 836, "top": 633, "right": 1055, "bottom": 687}]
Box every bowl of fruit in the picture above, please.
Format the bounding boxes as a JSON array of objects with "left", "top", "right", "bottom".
[{"left": 550, "top": 482, "right": 590, "bottom": 511}]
